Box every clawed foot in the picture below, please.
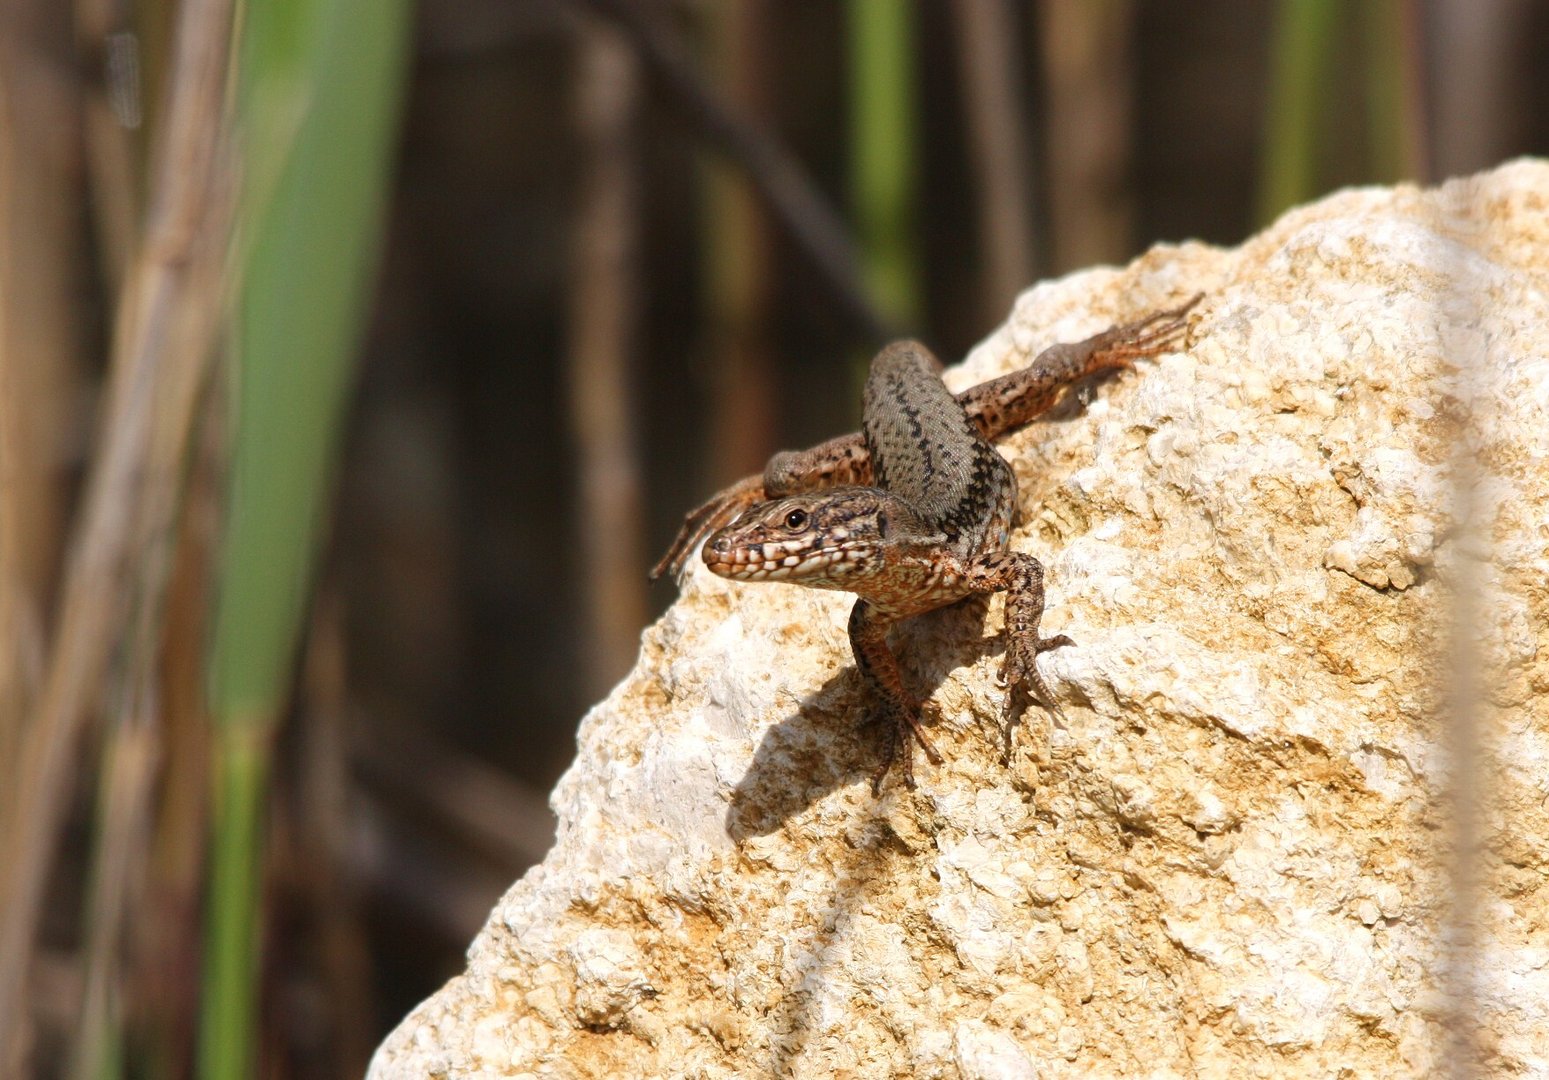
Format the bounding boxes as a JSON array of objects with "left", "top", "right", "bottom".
[
  {"left": 650, "top": 474, "right": 767, "bottom": 582},
  {"left": 1091, "top": 293, "right": 1202, "bottom": 369},
  {"left": 869, "top": 698, "right": 944, "bottom": 794},
  {"left": 997, "top": 632, "right": 1075, "bottom": 763}
]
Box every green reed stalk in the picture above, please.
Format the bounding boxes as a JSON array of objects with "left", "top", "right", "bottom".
[{"left": 199, "top": 2, "right": 411, "bottom": 1076}]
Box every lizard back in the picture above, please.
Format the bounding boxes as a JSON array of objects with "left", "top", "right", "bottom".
[{"left": 862, "top": 341, "right": 1016, "bottom": 553}]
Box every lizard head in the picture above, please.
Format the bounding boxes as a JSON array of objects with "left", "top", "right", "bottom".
[{"left": 702, "top": 487, "right": 916, "bottom": 587}]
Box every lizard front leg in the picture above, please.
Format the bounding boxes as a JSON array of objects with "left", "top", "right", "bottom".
[
  {"left": 964, "top": 551, "right": 1074, "bottom": 763},
  {"left": 848, "top": 599, "right": 943, "bottom": 792}
]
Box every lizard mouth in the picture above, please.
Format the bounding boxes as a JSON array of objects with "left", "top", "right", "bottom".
[{"left": 702, "top": 538, "right": 865, "bottom": 581}]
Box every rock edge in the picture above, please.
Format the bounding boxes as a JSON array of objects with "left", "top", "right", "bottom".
[{"left": 371, "top": 162, "right": 1549, "bottom": 1079}]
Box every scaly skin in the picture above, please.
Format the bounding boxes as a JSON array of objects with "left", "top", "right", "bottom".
[
  {"left": 653, "top": 294, "right": 1201, "bottom": 582},
  {"left": 705, "top": 338, "right": 1092, "bottom": 790}
]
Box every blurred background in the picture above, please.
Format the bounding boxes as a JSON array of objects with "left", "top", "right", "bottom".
[{"left": 0, "top": 0, "right": 1543, "bottom": 1075}]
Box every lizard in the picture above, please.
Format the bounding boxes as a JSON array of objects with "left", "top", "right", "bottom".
[
  {"left": 681, "top": 295, "right": 1200, "bottom": 790},
  {"left": 651, "top": 296, "right": 1200, "bottom": 583}
]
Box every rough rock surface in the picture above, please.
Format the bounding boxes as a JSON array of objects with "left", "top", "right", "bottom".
[{"left": 371, "top": 162, "right": 1549, "bottom": 1078}]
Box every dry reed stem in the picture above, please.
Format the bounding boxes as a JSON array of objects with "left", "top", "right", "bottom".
[
  {"left": 0, "top": 0, "right": 235, "bottom": 1063},
  {"left": 703, "top": 0, "right": 778, "bottom": 485},
  {"left": 569, "top": 18, "right": 648, "bottom": 700},
  {"left": 953, "top": 0, "right": 1036, "bottom": 318},
  {"left": 1429, "top": 0, "right": 1522, "bottom": 181},
  {"left": 295, "top": 592, "right": 374, "bottom": 1075},
  {"left": 1038, "top": 0, "right": 1136, "bottom": 272},
  {"left": 72, "top": 361, "right": 222, "bottom": 1079},
  {"left": 68, "top": 693, "right": 158, "bottom": 1080},
  {"left": 76, "top": 0, "right": 147, "bottom": 293},
  {"left": 584, "top": 0, "right": 892, "bottom": 343},
  {"left": 0, "top": 2, "right": 87, "bottom": 803},
  {"left": 127, "top": 400, "right": 223, "bottom": 1077}
]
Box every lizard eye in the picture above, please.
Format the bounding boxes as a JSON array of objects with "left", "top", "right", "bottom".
[{"left": 783, "top": 508, "right": 808, "bottom": 530}]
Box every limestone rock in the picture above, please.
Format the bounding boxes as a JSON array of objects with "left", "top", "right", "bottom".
[{"left": 370, "top": 161, "right": 1549, "bottom": 1078}]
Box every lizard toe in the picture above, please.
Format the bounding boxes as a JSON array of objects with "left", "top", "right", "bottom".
[{"left": 1039, "top": 633, "right": 1075, "bottom": 653}]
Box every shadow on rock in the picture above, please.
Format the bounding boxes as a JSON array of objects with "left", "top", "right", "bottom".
[{"left": 724, "top": 599, "right": 1000, "bottom": 840}]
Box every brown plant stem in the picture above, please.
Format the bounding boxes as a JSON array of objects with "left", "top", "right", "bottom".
[
  {"left": 569, "top": 16, "right": 648, "bottom": 699},
  {"left": 581, "top": 0, "right": 893, "bottom": 343},
  {"left": 953, "top": 0, "right": 1036, "bottom": 318},
  {"left": 0, "top": 0, "right": 86, "bottom": 797},
  {"left": 0, "top": 0, "right": 235, "bottom": 1063},
  {"left": 1038, "top": 0, "right": 1135, "bottom": 272}
]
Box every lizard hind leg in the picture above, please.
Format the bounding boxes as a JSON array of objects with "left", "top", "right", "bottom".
[
  {"left": 1095, "top": 292, "right": 1203, "bottom": 363},
  {"left": 868, "top": 697, "right": 944, "bottom": 794},
  {"left": 1067, "top": 293, "right": 1203, "bottom": 383}
]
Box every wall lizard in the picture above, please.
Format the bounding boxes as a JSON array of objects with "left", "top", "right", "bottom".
[{"left": 669, "top": 296, "right": 1199, "bottom": 790}]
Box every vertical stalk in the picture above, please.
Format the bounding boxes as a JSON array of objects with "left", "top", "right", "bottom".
[
  {"left": 0, "top": 0, "right": 83, "bottom": 779},
  {"left": 848, "top": 0, "right": 920, "bottom": 330},
  {"left": 701, "top": 0, "right": 777, "bottom": 483},
  {"left": 202, "top": 1, "right": 412, "bottom": 1075},
  {"left": 568, "top": 17, "right": 647, "bottom": 701},
  {"left": 953, "top": 0, "right": 1036, "bottom": 315},
  {"left": 70, "top": 688, "right": 157, "bottom": 1080},
  {"left": 1363, "top": 0, "right": 1426, "bottom": 185},
  {"left": 0, "top": 0, "right": 233, "bottom": 1064},
  {"left": 1257, "top": 0, "right": 1339, "bottom": 224},
  {"left": 197, "top": 724, "right": 269, "bottom": 1080},
  {"left": 1038, "top": 0, "right": 1135, "bottom": 273}
]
